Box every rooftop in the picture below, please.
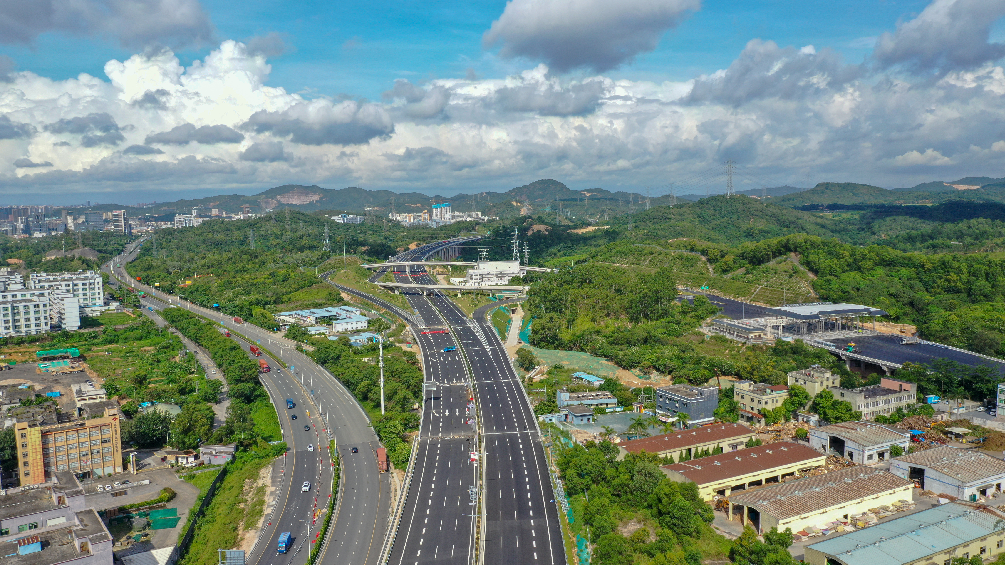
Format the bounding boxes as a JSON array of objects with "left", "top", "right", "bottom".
[
  {"left": 662, "top": 442, "right": 825, "bottom": 485},
  {"left": 4, "top": 509, "right": 110, "bottom": 565},
  {"left": 276, "top": 306, "right": 361, "bottom": 318},
  {"left": 620, "top": 423, "right": 753, "bottom": 455},
  {"left": 563, "top": 391, "right": 616, "bottom": 401},
  {"left": 813, "top": 421, "right": 910, "bottom": 447},
  {"left": 728, "top": 466, "right": 913, "bottom": 520},
  {"left": 658, "top": 384, "right": 717, "bottom": 399},
  {"left": 769, "top": 302, "right": 889, "bottom": 320},
  {"left": 893, "top": 446, "right": 1005, "bottom": 484},
  {"left": 839, "top": 385, "right": 907, "bottom": 399},
  {"left": 0, "top": 488, "right": 58, "bottom": 521},
  {"left": 564, "top": 405, "right": 594, "bottom": 415},
  {"left": 806, "top": 503, "right": 1005, "bottom": 565}
]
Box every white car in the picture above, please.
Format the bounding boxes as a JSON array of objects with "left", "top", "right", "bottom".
[
  {"left": 96, "top": 485, "right": 104, "bottom": 492},
  {"left": 301, "top": 481, "right": 311, "bottom": 493},
  {"left": 307, "top": 444, "right": 314, "bottom": 452}
]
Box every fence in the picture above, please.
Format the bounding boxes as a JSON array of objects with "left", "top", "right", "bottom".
[{"left": 171, "top": 466, "right": 228, "bottom": 565}]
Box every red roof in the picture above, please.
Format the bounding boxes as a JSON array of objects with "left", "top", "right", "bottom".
[
  {"left": 662, "top": 442, "right": 825, "bottom": 485},
  {"left": 619, "top": 422, "right": 753, "bottom": 455}
]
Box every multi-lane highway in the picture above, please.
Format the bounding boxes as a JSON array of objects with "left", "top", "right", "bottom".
[
  {"left": 343, "top": 240, "right": 566, "bottom": 565},
  {"left": 105, "top": 240, "right": 390, "bottom": 565}
]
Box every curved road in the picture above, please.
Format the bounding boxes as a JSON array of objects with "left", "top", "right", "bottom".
[{"left": 105, "top": 239, "right": 390, "bottom": 565}]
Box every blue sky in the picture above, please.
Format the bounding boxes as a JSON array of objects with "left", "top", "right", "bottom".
[{"left": 2, "top": 0, "right": 1005, "bottom": 202}]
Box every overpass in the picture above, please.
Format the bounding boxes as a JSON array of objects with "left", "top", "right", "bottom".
[
  {"left": 374, "top": 281, "right": 528, "bottom": 293},
  {"left": 362, "top": 261, "right": 477, "bottom": 268}
]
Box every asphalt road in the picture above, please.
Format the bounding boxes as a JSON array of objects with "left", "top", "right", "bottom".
[
  {"left": 105, "top": 239, "right": 389, "bottom": 565},
  {"left": 363, "top": 241, "right": 565, "bottom": 565}
]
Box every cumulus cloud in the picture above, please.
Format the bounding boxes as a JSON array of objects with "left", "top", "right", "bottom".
[
  {"left": 14, "top": 158, "right": 52, "bottom": 168},
  {"left": 0, "top": 0, "right": 214, "bottom": 49},
  {"left": 132, "top": 89, "right": 171, "bottom": 109},
  {"left": 122, "top": 144, "right": 164, "bottom": 155},
  {"left": 242, "top": 100, "right": 394, "bottom": 145},
  {"left": 687, "top": 40, "right": 861, "bottom": 105},
  {"left": 246, "top": 32, "right": 289, "bottom": 58},
  {"left": 383, "top": 80, "right": 451, "bottom": 119},
  {"left": 874, "top": 0, "right": 1005, "bottom": 74},
  {"left": 145, "top": 123, "right": 244, "bottom": 145},
  {"left": 240, "top": 141, "right": 288, "bottom": 162},
  {"left": 494, "top": 66, "right": 607, "bottom": 116},
  {"left": 891, "top": 149, "right": 953, "bottom": 166},
  {"left": 0, "top": 116, "right": 34, "bottom": 140},
  {"left": 44, "top": 113, "right": 125, "bottom": 147},
  {"left": 483, "top": 0, "right": 700, "bottom": 72}
]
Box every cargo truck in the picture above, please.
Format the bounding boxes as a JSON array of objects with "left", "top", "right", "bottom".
[
  {"left": 277, "top": 532, "right": 291, "bottom": 553},
  {"left": 233, "top": 317, "right": 243, "bottom": 324},
  {"left": 258, "top": 359, "right": 270, "bottom": 373},
  {"left": 249, "top": 345, "right": 261, "bottom": 356},
  {"left": 376, "top": 447, "right": 389, "bottom": 472}
]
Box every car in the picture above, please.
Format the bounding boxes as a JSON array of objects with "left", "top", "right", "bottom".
[
  {"left": 113, "top": 481, "right": 121, "bottom": 487},
  {"left": 105, "top": 485, "right": 111, "bottom": 491},
  {"left": 443, "top": 346, "right": 457, "bottom": 352},
  {"left": 351, "top": 447, "right": 358, "bottom": 453},
  {"left": 308, "top": 444, "right": 314, "bottom": 452},
  {"left": 990, "top": 410, "right": 998, "bottom": 416},
  {"left": 301, "top": 481, "right": 311, "bottom": 492},
  {"left": 211, "top": 370, "right": 216, "bottom": 374},
  {"left": 978, "top": 407, "right": 986, "bottom": 412},
  {"left": 304, "top": 425, "right": 310, "bottom": 431},
  {"left": 122, "top": 480, "right": 130, "bottom": 485},
  {"left": 291, "top": 414, "right": 297, "bottom": 420},
  {"left": 96, "top": 485, "right": 104, "bottom": 492}
]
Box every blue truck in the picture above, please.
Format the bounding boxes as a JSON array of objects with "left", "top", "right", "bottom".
[
  {"left": 443, "top": 346, "right": 457, "bottom": 352},
  {"left": 286, "top": 399, "right": 295, "bottom": 409},
  {"left": 277, "top": 532, "right": 291, "bottom": 553}
]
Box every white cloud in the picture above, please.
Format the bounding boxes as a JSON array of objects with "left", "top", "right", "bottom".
[{"left": 890, "top": 149, "right": 953, "bottom": 167}]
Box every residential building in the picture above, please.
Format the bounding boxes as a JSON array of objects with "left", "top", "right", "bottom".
[
  {"left": 804, "top": 503, "right": 1005, "bottom": 565},
  {"left": 14, "top": 408, "right": 123, "bottom": 485},
  {"left": 655, "top": 384, "right": 718, "bottom": 427},
  {"left": 727, "top": 466, "right": 914, "bottom": 535},
  {"left": 890, "top": 446, "right": 1005, "bottom": 499},
  {"left": 431, "top": 202, "right": 451, "bottom": 221},
  {"left": 617, "top": 422, "right": 755, "bottom": 460},
  {"left": 0, "top": 471, "right": 85, "bottom": 540},
  {"left": 809, "top": 421, "right": 910, "bottom": 464},
  {"left": 555, "top": 390, "right": 617, "bottom": 409},
  {"left": 787, "top": 365, "right": 841, "bottom": 396},
  {"left": 199, "top": 444, "right": 236, "bottom": 465},
  {"left": 661, "top": 442, "right": 826, "bottom": 500},
  {"left": 332, "top": 315, "right": 368, "bottom": 333},
  {"left": 109, "top": 210, "right": 127, "bottom": 234},
  {"left": 733, "top": 381, "right": 789, "bottom": 425},
  {"left": 331, "top": 213, "right": 364, "bottom": 224},
  {"left": 29, "top": 271, "right": 103, "bottom": 308},
  {"left": 0, "top": 291, "right": 51, "bottom": 337},
  {"left": 832, "top": 378, "right": 917, "bottom": 420}
]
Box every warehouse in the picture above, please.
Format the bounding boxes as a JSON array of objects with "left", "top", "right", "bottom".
[
  {"left": 618, "top": 422, "right": 755, "bottom": 461},
  {"left": 804, "top": 503, "right": 1005, "bottom": 565},
  {"left": 890, "top": 446, "right": 1005, "bottom": 499},
  {"left": 661, "top": 442, "right": 826, "bottom": 500},
  {"left": 727, "top": 466, "right": 913, "bottom": 535},
  {"left": 809, "top": 421, "right": 910, "bottom": 464}
]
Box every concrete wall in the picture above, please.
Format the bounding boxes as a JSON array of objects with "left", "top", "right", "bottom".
[
  {"left": 805, "top": 530, "right": 1005, "bottom": 565},
  {"left": 808, "top": 431, "right": 910, "bottom": 464},
  {"left": 738, "top": 483, "right": 913, "bottom": 535}
]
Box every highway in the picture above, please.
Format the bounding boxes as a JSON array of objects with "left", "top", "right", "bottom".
[
  {"left": 105, "top": 240, "right": 390, "bottom": 565},
  {"left": 349, "top": 240, "right": 565, "bottom": 565}
]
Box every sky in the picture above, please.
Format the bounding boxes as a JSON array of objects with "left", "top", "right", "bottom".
[{"left": 2, "top": 0, "right": 1005, "bottom": 203}]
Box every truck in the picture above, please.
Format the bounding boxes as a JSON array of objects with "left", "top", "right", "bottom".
[
  {"left": 249, "top": 345, "right": 261, "bottom": 356},
  {"left": 925, "top": 395, "right": 941, "bottom": 404},
  {"left": 233, "top": 317, "right": 243, "bottom": 324},
  {"left": 376, "top": 447, "right": 389, "bottom": 472},
  {"left": 277, "top": 532, "right": 291, "bottom": 553},
  {"left": 286, "top": 399, "right": 295, "bottom": 409},
  {"left": 220, "top": 328, "right": 230, "bottom": 337},
  {"left": 258, "top": 359, "right": 271, "bottom": 373}
]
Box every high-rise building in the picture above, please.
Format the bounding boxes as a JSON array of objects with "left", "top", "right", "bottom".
[
  {"left": 14, "top": 408, "right": 123, "bottom": 485},
  {"left": 109, "top": 210, "right": 127, "bottom": 233},
  {"left": 29, "top": 271, "right": 103, "bottom": 308},
  {"left": 0, "top": 290, "right": 51, "bottom": 337}
]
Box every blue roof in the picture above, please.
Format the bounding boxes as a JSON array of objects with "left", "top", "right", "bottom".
[
  {"left": 807, "top": 503, "right": 1005, "bottom": 565},
  {"left": 572, "top": 372, "right": 605, "bottom": 384},
  {"left": 277, "top": 306, "right": 361, "bottom": 318}
]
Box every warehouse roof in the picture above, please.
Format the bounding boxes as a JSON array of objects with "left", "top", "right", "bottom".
[
  {"left": 728, "top": 466, "right": 913, "bottom": 520},
  {"left": 807, "top": 503, "right": 1005, "bottom": 565},
  {"left": 620, "top": 423, "right": 753, "bottom": 455},
  {"left": 769, "top": 302, "right": 888, "bottom": 320},
  {"left": 893, "top": 446, "right": 1005, "bottom": 484},
  {"left": 812, "top": 421, "right": 909, "bottom": 447},
  {"left": 662, "top": 442, "right": 824, "bottom": 485}
]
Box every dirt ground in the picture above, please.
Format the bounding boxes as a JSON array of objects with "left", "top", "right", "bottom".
[
  {"left": 569, "top": 225, "right": 609, "bottom": 234},
  {"left": 868, "top": 321, "right": 918, "bottom": 336},
  {"left": 237, "top": 463, "right": 276, "bottom": 552}
]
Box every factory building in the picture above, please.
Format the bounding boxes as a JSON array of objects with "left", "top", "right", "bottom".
[
  {"left": 890, "top": 446, "right": 1005, "bottom": 500},
  {"left": 727, "top": 466, "right": 913, "bottom": 535},
  {"left": 661, "top": 442, "right": 826, "bottom": 500},
  {"left": 14, "top": 408, "right": 123, "bottom": 485},
  {"left": 805, "top": 503, "right": 1005, "bottom": 565},
  {"left": 617, "top": 422, "right": 755, "bottom": 460},
  {"left": 809, "top": 421, "right": 910, "bottom": 464},
  {"left": 655, "top": 384, "right": 719, "bottom": 427}
]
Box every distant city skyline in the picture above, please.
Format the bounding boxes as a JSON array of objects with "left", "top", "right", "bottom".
[{"left": 1, "top": 0, "right": 1004, "bottom": 199}]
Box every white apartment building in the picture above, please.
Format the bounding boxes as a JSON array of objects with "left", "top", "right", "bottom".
[
  {"left": 30, "top": 271, "right": 103, "bottom": 307},
  {"left": 0, "top": 290, "right": 51, "bottom": 337}
]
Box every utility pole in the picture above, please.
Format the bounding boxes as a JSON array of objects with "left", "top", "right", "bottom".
[
  {"left": 379, "top": 332, "right": 385, "bottom": 415},
  {"left": 726, "top": 160, "right": 735, "bottom": 197},
  {"left": 523, "top": 242, "right": 529, "bottom": 266},
  {"left": 249, "top": 228, "right": 255, "bottom": 250},
  {"left": 512, "top": 228, "right": 520, "bottom": 262},
  {"left": 323, "top": 224, "right": 330, "bottom": 252}
]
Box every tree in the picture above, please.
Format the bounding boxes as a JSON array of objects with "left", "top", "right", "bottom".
[
  {"left": 675, "top": 412, "right": 690, "bottom": 430},
  {"left": 811, "top": 389, "right": 861, "bottom": 424},
  {"left": 600, "top": 425, "right": 617, "bottom": 442},
  {"left": 516, "top": 347, "right": 539, "bottom": 372},
  {"left": 715, "top": 387, "right": 740, "bottom": 423},
  {"left": 782, "top": 384, "right": 812, "bottom": 415},
  {"left": 794, "top": 428, "right": 808, "bottom": 440},
  {"left": 628, "top": 415, "right": 651, "bottom": 438},
  {"left": 0, "top": 427, "right": 16, "bottom": 473},
  {"left": 123, "top": 410, "right": 172, "bottom": 448},
  {"left": 170, "top": 401, "right": 215, "bottom": 450},
  {"left": 889, "top": 443, "right": 905, "bottom": 457}
]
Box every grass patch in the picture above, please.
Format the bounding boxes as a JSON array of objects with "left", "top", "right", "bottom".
[
  {"left": 243, "top": 484, "right": 267, "bottom": 533},
  {"left": 490, "top": 307, "right": 510, "bottom": 339},
  {"left": 182, "top": 468, "right": 223, "bottom": 497},
  {"left": 327, "top": 262, "right": 416, "bottom": 315},
  {"left": 98, "top": 310, "right": 139, "bottom": 326},
  {"left": 250, "top": 398, "right": 282, "bottom": 442},
  {"left": 452, "top": 293, "right": 496, "bottom": 317}
]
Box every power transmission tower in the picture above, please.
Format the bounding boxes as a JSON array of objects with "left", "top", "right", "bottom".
[
  {"left": 249, "top": 228, "right": 255, "bottom": 250},
  {"left": 670, "top": 183, "right": 677, "bottom": 206},
  {"left": 523, "top": 242, "right": 529, "bottom": 265},
  {"left": 512, "top": 228, "right": 520, "bottom": 262},
  {"left": 323, "top": 224, "right": 330, "bottom": 252},
  {"left": 645, "top": 186, "right": 651, "bottom": 210},
  {"left": 726, "top": 160, "right": 735, "bottom": 197}
]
